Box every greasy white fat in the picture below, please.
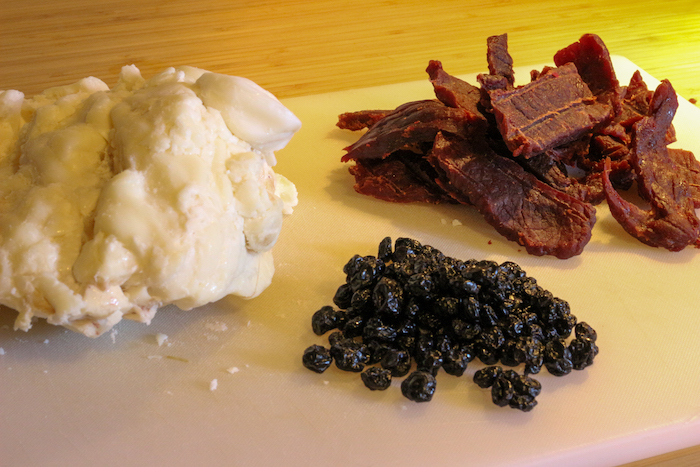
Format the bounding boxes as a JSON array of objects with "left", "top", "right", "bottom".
[{"left": 0, "top": 65, "right": 300, "bottom": 337}]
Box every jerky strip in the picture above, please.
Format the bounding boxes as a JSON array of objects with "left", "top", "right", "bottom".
[
  {"left": 340, "top": 99, "right": 481, "bottom": 162},
  {"left": 602, "top": 80, "right": 699, "bottom": 251},
  {"left": 489, "top": 63, "right": 612, "bottom": 158},
  {"left": 337, "top": 110, "right": 392, "bottom": 131},
  {"left": 428, "top": 132, "right": 596, "bottom": 259}
]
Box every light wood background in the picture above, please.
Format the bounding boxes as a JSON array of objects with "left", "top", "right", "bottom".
[{"left": 1, "top": 1, "right": 699, "bottom": 465}]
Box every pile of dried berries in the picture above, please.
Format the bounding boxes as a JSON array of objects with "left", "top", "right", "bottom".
[{"left": 302, "top": 237, "right": 598, "bottom": 411}]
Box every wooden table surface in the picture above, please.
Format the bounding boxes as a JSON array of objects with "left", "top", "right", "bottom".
[{"left": 1, "top": 1, "right": 699, "bottom": 465}]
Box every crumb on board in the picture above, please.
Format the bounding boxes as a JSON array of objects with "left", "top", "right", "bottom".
[
  {"left": 210, "top": 379, "right": 218, "bottom": 391},
  {"left": 0, "top": 348, "right": 5, "bottom": 355},
  {"left": 451, "top": 219, "right": 462, "bottom": 226},
  {"left": 155, "top": 333, "right": 168, "bottom": 346},
  {"left": 227, "top": 366, "right": 240, "bottom": 374},
  {"left": 205, "top": 321, "right": 229, "bottom": 332}
]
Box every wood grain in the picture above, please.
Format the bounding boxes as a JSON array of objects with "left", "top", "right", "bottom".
[
  {"left": 1, "top": 0, "right": 699, "bottom": 101},
  {"left": 1, "top": 1, "right": 699, "bottom": 464}
]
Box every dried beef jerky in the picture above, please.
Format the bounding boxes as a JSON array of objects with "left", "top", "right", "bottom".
[
  {"left": 486, "top": 33, "right": 515, "bottom": 87},
  {"left": 553, "top": 33, "right": 621, "bottom": 114},
  {"left": 426, "top": 60, "right": 487, "bottom": 128},
  {"left": 349, "top": 153, "right": 453, "bottom": 204},
  {"left": 428, "top": 132, "right": 596, "bottom": 259},
  {"left": 488, "top": 63, "right": 613, "bottom": 158},
  {"left": 602, "top": 80, "right": 700, "bottom": 251},
  {"left": 341, "top": 100, "right": 480, "bottom": 162},
  {"left": 338, "top": 109, "right": 392, "bottom": 131},
  {"left": 477, "top": 33, "right": 516, "bottom": 113},
  {"left": 669, "top": 148, "right": 700, "bottom": 207},
  {"left": 337, "top": 33, "right": 699, "bottom": 258}
]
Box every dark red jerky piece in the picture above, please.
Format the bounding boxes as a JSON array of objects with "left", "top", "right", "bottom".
[
  {"left": 477, "top": 34, "right": 515, "bottom": 113},
  {"left": 486, "top": 34, "right": 515, "bottom": 87},
  {"left": 337, "top": 110, "right": 392, "bottom": 131},
  {"left": 518, "top": 140, "right": 605, "bottom": 205},
  {"left": 426, "top": 61, "right": 484, "bottom": 113},
  {"left": 489, "top": 63, "right": 613, "bottom": 158},
  {"left": 428, "top": 133, "right": 596, "bottom": 259},
  {"left": 340, "top": 100, "right": 478, "bottom": 162},
  {"left": 349, "top": 154, "right": 454, "bottom": 204},
  {"left": 602, "top": 80, "right": 700, "bottom": 251},
  {"left": 617, "top": 71, "right": 653, "bottom": 127},
  {"left": 553, "top": 33, "right": 621, "bottom": 114},
  {"left": 669, "top": 148, "right": 700, "bottom": 208}
]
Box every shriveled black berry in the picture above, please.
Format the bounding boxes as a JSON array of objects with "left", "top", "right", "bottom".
[
  {"left": 406, "top": 273, "right": 435, "bottom": 300},
  {"left": 479, "top": 303, "right": 499, "bottom": 328},
  {"left": 503, "top": 314, "right": 525, "bottom": 339},
  {"left": 365, "top": 340, "right": 389, "bottom": 365},
  {"left": 442, "top": 348, "right": 469, "bottom": 376},
  {"left": 524, "top": 322, "right": 545, "bottom": 343},
  {"left": 342, "top": 314, "right": 365, "bottom": 339},
  {"left": 302, "top": 345, "right": 332, "bottom": 373},
  {"left": 451, "top": 318, "right": 481, "bottom": 341},
  {"left": 473, "top": 365, "right": 502, "bottom": 388},
  {"left": 373, "top": 276, "right": 404, "bottom": 317},
  {"left": 476, "top": 346, "right": 500, "bottom": 365},
  {"left": 401, "top": 371, "right": 436, "bottom": 402},
  {"left": 380, "top": 348, "right": 412, "bottom": 377},
  {"left": 512, "top": 337, "right": 544, "bottom": 375},
  {"left": 361, "top": 366, "right": 392, "bottom": 390},
  {"left": 569, "top": 337, "right": 599, "bottom": 370},
  {"left": 333, "top": 283, "right": 353, "bottom": 309},
  {"left": 343, "top": 254, "right": 364, "bottom": 277},
  {"left": 311, "top": 305, "right": 338, "bottom": 335},
  {"left": 378, "top": 236, "right": 393, "bottom": 263},
  {"left": 362, "top": 316, "right": 398, "bottom": 343},
  {"left": 543, "top": 339, "right": 573, "bottom": 376},
  {"left": 509, "top": 394, "right": 538, "bottom": 412},
  {"left": 575, "top": 321, "right": 597, "bottom": 342},
  {"left": 416, "top": 348, "right": 443, "bottom": 376},
  {"left": 510, "top": 373, "right": 542, "bottom": 398},
  {"left": 330, "top": 340, "right": 367, "bottom": 372},
  {"left": 434, "top": 296, "right": 460, "bottom": 318},
  {"left": 350, "top": 288, "right": 373, "bottom": 314},
  {"left": 491, "top": 374, "right": 514, "bottom": 407},
  {"left": 327, "top": 330, "right": 344, "bottom": 347},
  {"left": 348, "top": 256, "right": 384, "bottom": 291},
  {"left": 461, "top": 296, "right": 480, "bottom": 322}
]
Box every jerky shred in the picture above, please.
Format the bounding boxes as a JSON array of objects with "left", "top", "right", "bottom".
[
  {"left": 429, "top": 133, "right": 596, "bottom": 259},
  {"left": 603, "top": 80, "right": 700, "bottom": 251}
]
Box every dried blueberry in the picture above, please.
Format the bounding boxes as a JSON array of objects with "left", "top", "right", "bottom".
[
  {"left": 473, "top": 365, "right": 502, "bottom": 388},
  {"left": 406, "top": 273, "right": 435, "bottom": 300},
  {"left": 569, "top": 337, "right": 599, "bottom": 370},
  {"left": 333, "top": 283, "right": 353, "bottom": 309},
  {"left": 401, "top": 371, "right": 437, "bottom": 402},
  {"left": 442, "top": 348, "right": 469, "bottom": 376},
  {"left": 373, "top": 276, "right": 404, "bottom": 317},
  {"left": 330, "top": 340, "right": 368, "bottom": 372},
  {"left": 380, "top": 348, "right": 412, "bottom": 377},
  {"left": 575, "top": 321, "right": 597, "bottom": 342},
  {"left": 491, "top": 374, "right": 514, "bottom": 407},
  {"left": 416, "top": 349, "right": 443, "bottom": 376},
  {"left": 302, "top": 345, "right": 332, "bottom": 373},
  {"left": 362, "top": 316, "right": 398, "bottom": 343},
  {"left": 378, "top": 236, "right": 393, "bottom": 263},
  {"left": 509, "top": 394, "right": 538, "bottom": 412},
  {"left": 543, "top": 339, "right": 573, "bottom": 376},
  {"left": 311, "top": 305, "right": 338, "bottom": 335},
  {"left": 361, "top": 367, "right": 393, "bottom": 391}
]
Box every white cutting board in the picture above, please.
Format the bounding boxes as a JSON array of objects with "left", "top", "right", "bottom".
[{"left": 1, "top": 57, "right": 699, "bottom": 467}]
